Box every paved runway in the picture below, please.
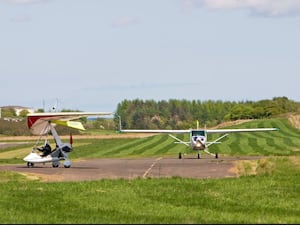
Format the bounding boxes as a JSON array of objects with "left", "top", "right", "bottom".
[{"left": 0, "top": 156, "right": 264, "bottom": 182}]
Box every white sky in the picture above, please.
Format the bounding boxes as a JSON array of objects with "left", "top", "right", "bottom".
[{"left": 0, "top": 0, "right": 300, "bottom": 112}]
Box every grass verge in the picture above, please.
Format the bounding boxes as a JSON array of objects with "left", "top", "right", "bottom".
[{"left": 0, "top": 156, "right": 299, "bottom": 224}]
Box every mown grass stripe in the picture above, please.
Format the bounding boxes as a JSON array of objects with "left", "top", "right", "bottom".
[
  {"left": 130, "top": 135, "right": 169, "bottom": 156},
  {"left": 271, "top": 119, "right": 300, "bottom": 138},
  {"left": 153, "top": 136, "right": 187, "bottom": 156},
  {"left": 248, "top": 137, "right": 259, "bottom": 150},
  {"left": 101, "top": 137, "right": 156, "bottom": 157},
  {"left": 1, "top": 118, "right": 300, "bottom": 163},
  {"left": 73, "top": 138, "right": 141, "bottom": 158}
]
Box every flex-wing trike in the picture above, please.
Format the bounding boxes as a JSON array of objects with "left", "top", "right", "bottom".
[{"left": 23, "top": 112, "right": 112, "bottom": 168}]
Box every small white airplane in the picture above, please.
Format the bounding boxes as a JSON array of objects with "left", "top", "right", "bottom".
[
  {"left": 23, "top": 111, "right": 112, "bottom": 168},
  {"left": 119, "top": 121, "right": 279, "bottom": 159}
]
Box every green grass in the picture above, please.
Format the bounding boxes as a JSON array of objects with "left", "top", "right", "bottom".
[
  {"left": 0, "top": 156, "right": 299, "bottom": 224},
  {"left": 72, "top": 118, "right": 300, "bottom": 159},
  {"left": 209, "top": 118, "right": 300, "bottom": 157},
  {"left": 0, "top": 118, "right": 300, "bottom": 163},
  {"left": 0, "top": 118, "right": 299, "bottom": 223}
]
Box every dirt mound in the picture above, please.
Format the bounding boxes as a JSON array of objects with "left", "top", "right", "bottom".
[
  {"left": 288, "top": 114, "right": 300, "bottom": 130},
  {"left": 210, "top": 119, "right": 251, "bottom": 129}
]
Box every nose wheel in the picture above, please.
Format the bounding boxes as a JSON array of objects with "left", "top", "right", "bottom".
[
  {"left": 27, "top": 162, "right": 34, "bottom": 168},
  {"left": 52, "top": 161, "right": 60, "bottom": 168}
]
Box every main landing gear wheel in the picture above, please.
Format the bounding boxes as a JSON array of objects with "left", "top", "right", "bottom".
[
  {"left": 27, "top": 162, "right": 34, "bottom": 168},
  {"left": 52, "top": 161, "right": 60, "bottom": 168},
  {"left": 178, "top": 152, "right": 182, "bottom": 159},
  {"left": 215, "top": 153, "right": 218, "bottom": 159},
  {"left": 64, "top": 160, "right": 71, "bottom": 168},
  {"left": 197, "top": 153, "right": 201, "bottom": 159}
]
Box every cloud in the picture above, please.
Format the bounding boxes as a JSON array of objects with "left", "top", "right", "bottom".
[
  {"left": 112, "top": 16, "right": 138, "bottom": 28},
  {"left": 191, "top": 0, "right": 300, "bottom": 17}
]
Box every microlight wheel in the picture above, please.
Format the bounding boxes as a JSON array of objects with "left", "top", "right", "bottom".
[
  {"left": 52, "top": 161, "right": 60, "bottom": 168},
  {"left": 64, "top": 160, "right": 71, "bottom": 168},
  {"left": 27, "top": 162, "right": 34, "bottom": 168}
]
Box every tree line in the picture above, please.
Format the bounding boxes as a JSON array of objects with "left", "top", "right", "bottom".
[
  {"left": 1, "top": 96, "right": 299, "bottom": 135},
  {"left": 115, "top": 96, "right": 300, "bottom": 129}
]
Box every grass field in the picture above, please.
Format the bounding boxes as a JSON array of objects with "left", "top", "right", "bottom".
[
  {"left": 1, "top": 118, "right": 300, "bottom": 162},
  {"left": 73, "top": 118, "right": 300, "bottom": 160},
  {"left": 0, "top": 118, "right": 299, "bottom": 224},
  {"left": 0, "top": 156, "right": 299, "bottom": 224}
]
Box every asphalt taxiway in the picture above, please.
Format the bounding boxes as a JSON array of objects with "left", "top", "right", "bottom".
[{"left": 0, "top": 156, "right": 264, "bottom": 182}]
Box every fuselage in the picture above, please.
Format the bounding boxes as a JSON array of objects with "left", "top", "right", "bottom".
[
  {"left": 23, "top": 152, "right": 60, "bottom": 163},
  {"left": 23, "top": 144, "right": 72, "bottom": 164},
  {"left": 190, "top": 130, "right": 207, "bottom": 150}
]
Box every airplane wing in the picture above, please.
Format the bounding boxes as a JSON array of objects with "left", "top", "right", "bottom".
[
  {"left": 206, "top": 128, "right": 279, "bottom": 134},
  {"left": 27, "top": 112, "right": 112, "bottom": 135},
  {"left": 120, "top": 129, "right": 190, "bottom": 134},
  {"left": 121, "top": 128, "right": 279, "bottom": 134}
]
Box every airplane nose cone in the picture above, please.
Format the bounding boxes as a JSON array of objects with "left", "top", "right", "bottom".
[{"left": 194, "top": 138, "right": 205, "bottom": 150}]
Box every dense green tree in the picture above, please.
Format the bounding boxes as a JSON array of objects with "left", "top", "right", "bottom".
[
  {"left": 116, "top": 97, "right": 300, "bottom": 129},
  {"left": 1, "top": 108, "right": 16, "bottom": 118},
  {"left": 35, "top": 108, "right": 45, "bottom": 113},
  {"left": 19, "top": 109, "right": 29, "bottom": 118}
]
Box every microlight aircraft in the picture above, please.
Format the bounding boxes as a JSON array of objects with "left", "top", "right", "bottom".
[
  {"left": 120, "top": 121, "right": 279, "bottom": 159},
  {"left": 24, "top": 111, "right": 112, "bottom": 168}
]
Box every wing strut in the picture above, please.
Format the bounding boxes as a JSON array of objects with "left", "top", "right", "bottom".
[
  {"left": 206, "top": 133, "right": 229, "bottom": 147},
  {"left": 168, "top": 134, "right": 190, "bottom": 147}
]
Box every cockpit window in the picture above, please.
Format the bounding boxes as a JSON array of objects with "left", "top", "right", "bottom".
[{"left": 191, "top": 130, "right": 205, "bottom": 136}]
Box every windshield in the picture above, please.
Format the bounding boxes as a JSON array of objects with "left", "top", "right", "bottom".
[{"left": 191, "top": 130, "right": 205, "bottom": 136}]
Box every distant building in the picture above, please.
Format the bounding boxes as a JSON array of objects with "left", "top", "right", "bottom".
[{"left": 0, "top": 105, "right": 35, "bottom": 118}]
